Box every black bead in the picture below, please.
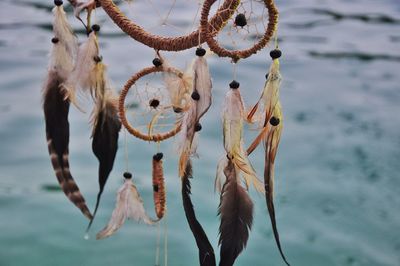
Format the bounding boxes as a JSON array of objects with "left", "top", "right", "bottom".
[
  {"left": 270, "top": 116, "right": 280, "bottom": 126},
  {"left": 191, "top": 91, "right": 200, "bottom": 101},
  {"left": 91, "top": 24, "right": 100, "bottom": 32},
  {"left": 153, "top": 153, "right": 163, "bottom": 161},
  {"left": 234, "top": 13, "right": 247, "bottom": 27},
  {"left": 54, "top": 0, "right": 63, "bottom": 6},
  {"left": 196, "top": 47, "right": 206, "bottom": 57},
  {"left": 51, "top": 37, "right": 59, "bottom": 44},
  {"left": 173, "top": 107, "right": 183, "bottom": 113},
  {"left": 152, "top": 58, "right": 162, "bottom": 67},
  {"left": 265, "top": 73, "right": 269, "bottom": 80},
  {"left": 149, "top": 99, "right": 160, "bottom": 108},
  {"left": 93, "top": 55, "right": 102, "bottom": 63},
  {"left": 153, "top": 184, "right": 159, "bottom": 192},
  {"left": 123, "top": 172, "right": 132, "bottom": 179},
  {"left": 195, "top": 123, "right": 202, "bottom": 132},
  {"left": 229, "top": 80, "right": 240, "bottom": 89},
  {"left": 270, "top": 49, "right": 282, "bottom": 59}
]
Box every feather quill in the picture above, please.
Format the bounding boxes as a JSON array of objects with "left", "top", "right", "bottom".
[
  {"left": 182, "top": 160, "right": 216, "bottom": 266},
  {"left": 264, "top": 102, "right": 290, "bottom": 266},
  {"left": 218, "top": 159, "right": 253, "bottom": 266},
  {"left": 96, "top": 175, "right": 156, "bottom": 240},
  {"left": 86, "top": 92, "right": 121, "bottom": 232},
  {"left": 246, "top": 58, "right": 281, "bottom": 155},
  {"left": 222, "top": 87, "right": 264, "bottom": 192}
]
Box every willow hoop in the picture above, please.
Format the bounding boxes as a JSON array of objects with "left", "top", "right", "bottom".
[
  {"left": 98, "top": 0, "right": 240, "bottom": 51},
  {"left": 200, "top": 0, "right": 279, "bottom": 62},
  {"left": 119, "top": 66, "right": 183, "bottom": 142}
]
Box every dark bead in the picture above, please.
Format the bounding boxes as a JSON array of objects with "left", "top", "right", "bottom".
[
  {"left": 191, "top": 91, "right": 200, "bottom": 101},
  {"left": 93, "top": 55, "right": 102, "bottom": 63},
  {"left": 229, "top": 80, "right": 240, "bottom": 89},
  {"left": 270, "top": 116, "right": 280, "bottom": 126},
  {"left": 51, "top": 37, "right": 59, "bottom": 44},
  {"left": 54, "top": 0, "right": 63, "bottom": 6},
  {"left": 153, "top": 184, "right": 159, "bottom": 192},
  {"left": 265, "top": 73, "right": 269, "bottom": 80},
  {"left": 234, "top": 13, "right": 247, "bottom": 27},
  {"left": 91, "top": 24, "right": 100, "bottom": 32},
  {"left": 149, "top": 99, "right": 160, "bottom": 108},
  {"left": 196, "top": 47, "right": 206, "bottom": 57},
  {"left": 195, "top": 123, "right": 202, "bottom": 132},
  {"left": 270, "top": 49, "right": 282, "bottom": 59},
  {"left": 173, "top": 107, "right": 183, "bottom": 113},
  {"left": 153, "top": 153, "right": 163, "bottom": 161},
  {"left": 123, "top": 172, "right": 132, "bottom": 179},
  {"left": 152, "top": 58, "right": 162, "bottom": 67}
]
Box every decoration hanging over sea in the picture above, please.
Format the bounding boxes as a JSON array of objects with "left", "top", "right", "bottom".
[{"left": 42, "top": 0, "right": 291, "bottom": 265}]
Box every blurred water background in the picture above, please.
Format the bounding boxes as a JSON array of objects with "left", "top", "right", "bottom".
[{"left": 1, "top": 0, "right": 400, "bottom": 265}]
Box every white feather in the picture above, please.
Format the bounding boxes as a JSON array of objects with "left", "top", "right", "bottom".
[
  {"left": 96, "top": 178, "right": 156, "bottom": 240},
  {"left": 193, "top": 56, "right": 212, "bottom": 120},
  {"left": 222, "top": 89, "right": 244, "bottom": 156},
  {"left": 53, "top": 6, "right": 78, "bottom": 59},
  {"left": 62, "top": 32, "right": 99, "bottom": 105},
  {"left": 215, "top": 156, "right": 229, "bottom": 193}
]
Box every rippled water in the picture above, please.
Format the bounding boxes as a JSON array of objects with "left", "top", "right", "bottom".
[{"left": 1, "top": 0, "right": 400, "bottom": 265}]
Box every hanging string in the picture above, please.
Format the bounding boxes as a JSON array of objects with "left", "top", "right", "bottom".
[
  {"left": 163, "top": 210, "right": 168, "bottom": 266},
  {"left": 155, "top": 222, "right": 161, "bottom": 266},
  {"left": 124, "top": 128, "right": 129, "bottom": 172}
]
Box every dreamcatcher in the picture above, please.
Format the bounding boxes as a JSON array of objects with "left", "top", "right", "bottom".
[{"left": 42, "top": 0, "right": 290, "bottom": 265}]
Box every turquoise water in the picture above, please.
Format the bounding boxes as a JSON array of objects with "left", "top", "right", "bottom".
[{"left": 1, "top": 0, "right": 400, "bottom": 265}]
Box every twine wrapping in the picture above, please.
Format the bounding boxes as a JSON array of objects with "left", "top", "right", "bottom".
[
  {"left": 200, "top": 0, "right": 279, "bottom": 62},
  {"left": 98, "top": 0, "right": 240, "bottom": 51}
]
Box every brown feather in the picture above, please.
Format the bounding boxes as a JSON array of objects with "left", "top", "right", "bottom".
[
  {"left": 218, "top": 159, "right": 253, "bottom": 266},
  {"left": 182, "top": 160, "right": 216, "bottom": 266},
  {"left": 43, "top": 71, "right": 92, "bottom": 220}
]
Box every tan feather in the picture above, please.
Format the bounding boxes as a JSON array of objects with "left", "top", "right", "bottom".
[
  {"left": 178, "top": 101, "right": 197, "bottom": 177},
  {"left": 222, "top": 87, "right": 264, "bottom": 193},
  {"left": 96, "top": 177, "right": 156, "bottom": 240}
]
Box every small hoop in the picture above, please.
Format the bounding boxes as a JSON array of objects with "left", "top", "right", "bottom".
[
  {"left": 98, "top": 0, "right": 240, "bottom": 51},
  {"left": 200, "top": 0, "right": 279, "bottom": 62},
  {"left": 119, "top": 66, "right": 183, "bottom": 142}
]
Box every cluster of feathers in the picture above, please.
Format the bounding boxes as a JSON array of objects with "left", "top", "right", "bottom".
[
  {"left": 43, "top": 2, "right": 290, "bottom": 266},
  {"left": 43, "top": 2, "right": 122, "bottom": 235}
]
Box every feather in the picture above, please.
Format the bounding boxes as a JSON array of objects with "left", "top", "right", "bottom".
[
  {"left": 162, "top": 60, "right": 193, "bottom": 111},
  {"left": 52, "top": 5, "right": 78, "bottom": 64},
  {"left": 62, "top": 31, "right": 99, "bottom": 108},
  {"left": 96, "top": 175, "right": 156, "bottom": 240},
  {"left": 246, "top": 59, "right": 282, "bottom": 154},
  {"left": 215, "top": 156, "right": 228, "bottom": 194},
  {"left": 43, "top": 71, "right": 92, "bottom": 220},
  {"left": 152, "top": 153, "right": 166, "bottom": 220},
  {"left": 71, "top": 0, "right": 97, "bottom": 30},
  {"left": 222, "top": 87, "right": 264, "bottom": 193},
  {"left": 218, "top": 159, "right": 253, "bottom": 266},
  {"left": 86, "top": 93, "right": 121, "bottom": 232},
  {"left": 178, "top": 101, "right": 197, "bottom": 177},
  {"left": 263, "top": 102, "right": 290, "bottom": 266},
  {"left": 182, "top": 160, "right": 216, "bottom": 266},
  {"left": 193, "top": 56, "right": 212, "bottom": 120}
]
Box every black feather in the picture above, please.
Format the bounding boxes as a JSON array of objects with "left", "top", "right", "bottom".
[
  {"left": 218, "top": 160, "right": 253, "bottom": 266},
  {"left": 182, "top": 160, "right": 216, "bottom": 266},
  {"left": 87, "top": 100, "right": 121, "bottom": 232},
  {"left": 43, "top": 72, "right": 93, "bottom": 220},
  {"left": 265, "top": 135, "right": 290, "bottom": 266}
]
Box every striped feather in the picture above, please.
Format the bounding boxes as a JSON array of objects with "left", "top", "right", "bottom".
[{"left": 193, "top": 56, "right": 212, "bottom": 120}]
